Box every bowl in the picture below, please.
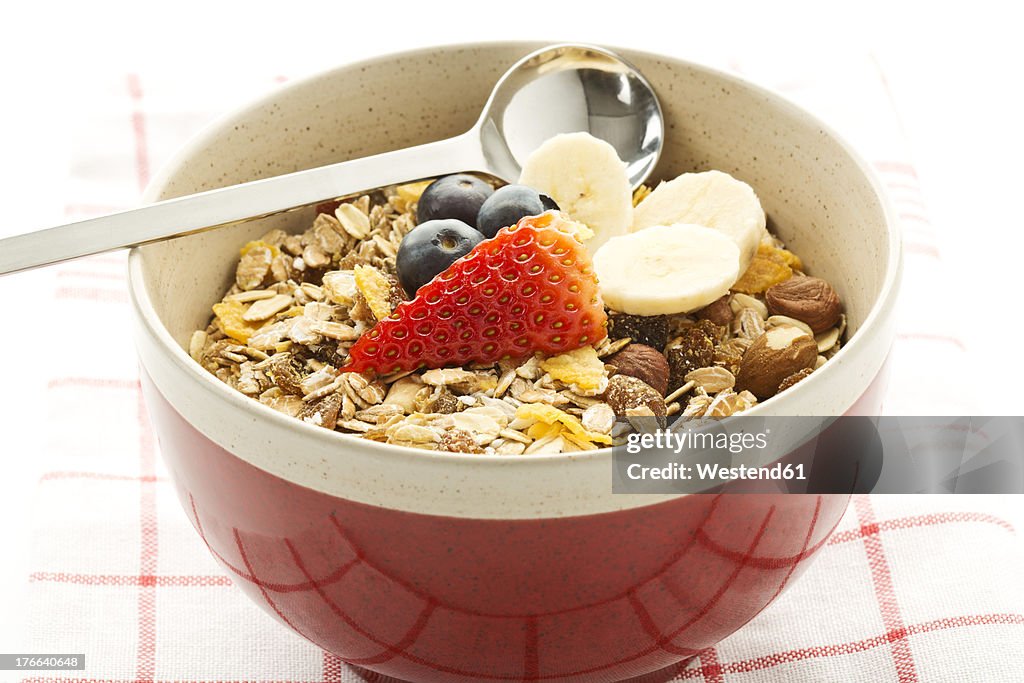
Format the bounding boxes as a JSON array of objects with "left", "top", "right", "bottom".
[{"left": 128, "top": 42, "right": 901, "bottom": 682}]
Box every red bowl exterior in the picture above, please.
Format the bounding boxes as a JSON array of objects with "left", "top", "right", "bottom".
[{"left": 141, "top": 372, "right": 877, "bottom": 683}]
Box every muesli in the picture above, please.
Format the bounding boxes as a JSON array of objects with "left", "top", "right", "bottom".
[{"left": 190, "top": 133, "right": 845, "bottom": 454}]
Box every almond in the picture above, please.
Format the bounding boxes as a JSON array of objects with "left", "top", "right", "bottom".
[
  {"left": 765, "top": 277, "right": 842, "bottom": 333},
  {"left": 735, "top": 326, "right": 818, "bottom": 399},
  {"left": 607, "top": 343, "right": 670, "bottom": 395}
]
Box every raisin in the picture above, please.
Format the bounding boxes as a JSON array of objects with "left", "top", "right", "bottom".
[
  {"left": 667, "top": 327, "right": 715, "bottom": 391},
  {"left": 608, "top": 313, "right": 669, "bottom": 350}
]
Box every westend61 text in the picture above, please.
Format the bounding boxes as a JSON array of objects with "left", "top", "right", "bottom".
[{"left": 626, "top": 462, "right": 807, "bottom": 481}]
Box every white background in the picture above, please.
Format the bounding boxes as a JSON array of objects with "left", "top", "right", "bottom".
[{"left": 1, "top": 0, "right": 1022, "bottom": 651}]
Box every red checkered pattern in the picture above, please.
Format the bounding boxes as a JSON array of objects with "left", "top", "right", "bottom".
[{"left": 9, "top": 54, "right": 1024, "bottom": 682}]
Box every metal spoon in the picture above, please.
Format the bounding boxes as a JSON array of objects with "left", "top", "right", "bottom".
[{"left": 0, "top": 43, "right": 663, "bottom": 275}]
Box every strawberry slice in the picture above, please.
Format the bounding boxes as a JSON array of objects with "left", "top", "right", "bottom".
[{"left": 342, "top": 211, "right": 607, "bottom": 375}]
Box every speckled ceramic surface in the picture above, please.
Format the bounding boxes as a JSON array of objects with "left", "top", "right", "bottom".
[{"left": 127, "top": 42, "right": 901, "bottom": 682}]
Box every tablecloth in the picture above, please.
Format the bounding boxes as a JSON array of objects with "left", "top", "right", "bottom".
[{"left": 5, "top": 48, "right": 1024, "bottom": 682}]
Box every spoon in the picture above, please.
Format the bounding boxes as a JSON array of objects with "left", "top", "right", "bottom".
[{"left": 0, "top": 43, "right": 663, "bottom": 276}]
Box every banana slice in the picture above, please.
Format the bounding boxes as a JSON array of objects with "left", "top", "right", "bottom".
[
  {"left": 632, "top": 170, "right": 767, "bottom": 272},
  {"left": 519, "top": 132, "right": 632, "bottom": 255},
  {"left": 594, "top": 223, "right": 740, "bottom": 315}
]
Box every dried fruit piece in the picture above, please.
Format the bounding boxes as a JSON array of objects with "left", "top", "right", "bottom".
[
  {"left": 732, "top": 252, "right": 792, "bottom": 294},
  {"left": 264, "top": 353, "right": 304, "bottom": 395},
  {"left": 778, "top": 367, "right": 814, "bottom": 393},
  {"left": 666, "top": 327, "right": 715, "bottom": 391},
  {"left": 342, "top": 212, "right": 607, "bottom": 375},
  {"left": 539, "top": 346, "right": 608, "bottom": 395},
  {"left": 396, "top": 180, "right": 434, "bottom": 204},
  {"left": 607, "top": 344, "right": 670, "bottom": 396},
  {"left": 765, "top": 276, "right": 843, "bottom": 333},
  {"left": 608, "top": 313, "right": 669, "bottom": 349}
]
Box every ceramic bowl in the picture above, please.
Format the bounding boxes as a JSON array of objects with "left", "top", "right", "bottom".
[{"left": 128, "top": 42, "right": 901, "bottom": 683}]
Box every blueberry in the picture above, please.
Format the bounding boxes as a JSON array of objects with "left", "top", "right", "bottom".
[
  {"left": 396, "top": 219, "right": 485, "bottom": 296},
  {"left": 476, "top": 184, "right": 560, "bottom": 238},
  {"left": 416, "top": 174, "right": 494, "bottom": 228}
]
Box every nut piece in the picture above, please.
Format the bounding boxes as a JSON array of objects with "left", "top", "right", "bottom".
[
  {"left": 666, "top": 327, "right": 715, "bottom": 392},
  {"left": 696, "top": 295, "right": 734, "bottom": 327},
  {"left": 607, "top": 344, "right": 670, "bottom": 396},
  {"left": 735, "top": 326, "right": 818, "bottom": 399},
  {"left": 604, "top": 374, "right": 666, "bottom": 423},
  {"left": 778, "top": 367, "right": 814, "bottom": 394},
  {"left": 765, "top": 277, "right": 842, "bottom": 333}
]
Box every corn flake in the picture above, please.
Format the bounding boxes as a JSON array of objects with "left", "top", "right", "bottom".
[
  {"left": 539, "top": 346, "right": 607, "bottom": 393},
  {"left": 354, "top": 265, "right": 394, "bottom": 321},
  {"left": 515, "top": 403, "right": 613, "bottom": 445},
  {"left": 212, "top": 300, "right": 263, "bottom": 343},
  {"left": 732, "top": 244, "right": 797, "bottom": 294}
]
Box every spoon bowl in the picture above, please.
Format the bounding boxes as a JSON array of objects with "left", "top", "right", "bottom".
[
  {"left": 0, "top": 43, "right": 662, "bottom": 275},
  {"left": 477, "top": 43, "right": 663, "bottom": 186}
]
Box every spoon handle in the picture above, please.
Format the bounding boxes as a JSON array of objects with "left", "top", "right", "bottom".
[{"left": 0, "top": 132, "right": 486, "bottom": 276}]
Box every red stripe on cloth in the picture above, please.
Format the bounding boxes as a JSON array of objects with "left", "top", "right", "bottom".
[
  {"left": 126, "top": 74, "right": 150, "bottom": 192},
  {"left": 40, "top": 471, "right": 167, "bottom": 483},
  {"left": 875, "top": 161, "right": 919, "bottom": 179},
  {"left": 829, "top": 511, "right": 1014, "bottom": 545},
  {"left": 19, "top": 614, "right": 1023, "bottom": 683},
  {"left": 29, "top": 571, "right": 231, "bottom": 587},
  {"left": 855, "top": 496, "right": 919, "bottom": 682},
  {"left": 135, "top": 386, "right": 159, "bottom": 683},
  {"left": 321, "top": 651, "right": 344, "bottom": 683},
  {"left": 674, "top": 612, "right": 1024, "bottom": 679},
  {"left": 893, "top": 194, "right": 929, "bottom": 211},
  {"left": 697, "top": 647, "right": 724, "bottom": 683},
  {"left": 54, "top": 286, "right": 129, "bottom": 303},
  {"left": 20, "top": 613, "right": 1023, "bottom": 683},
  {"left": 898, "top": 212, "right": 931, "bottom": 225},
  {"left": 903, "top": 243, "right": 941, "bottom": 259},
  {"left": 57, "top": 270, "right": 127, "bottom": 282},
  {"left": 896, "top": 332, "right": 967, "bottom": 351},
  {"left": 64, "top": 203, "right": 129, "bottom": 216},
  {"left": 884, "top": 180, "right": 924, "bottom": 194},
  {"left": 48, "top": 377, "right": 139, "bottom": 390}
]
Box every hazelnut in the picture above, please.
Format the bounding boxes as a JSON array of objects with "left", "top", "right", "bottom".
[
  {"left": 607, "top": 344, "right": 670, "bottom": 395},
  {"left": 604, "top": 374, "right": 667, "bottom": 425},
  {"left": 765, "top": 277, "right": 842, "bottom": 334},
  {"left": 735, "top": 326, "right": 818, "bottom": 399},
  {"left": 696, "top": 295, "right": 734, "bottom": 327}
]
